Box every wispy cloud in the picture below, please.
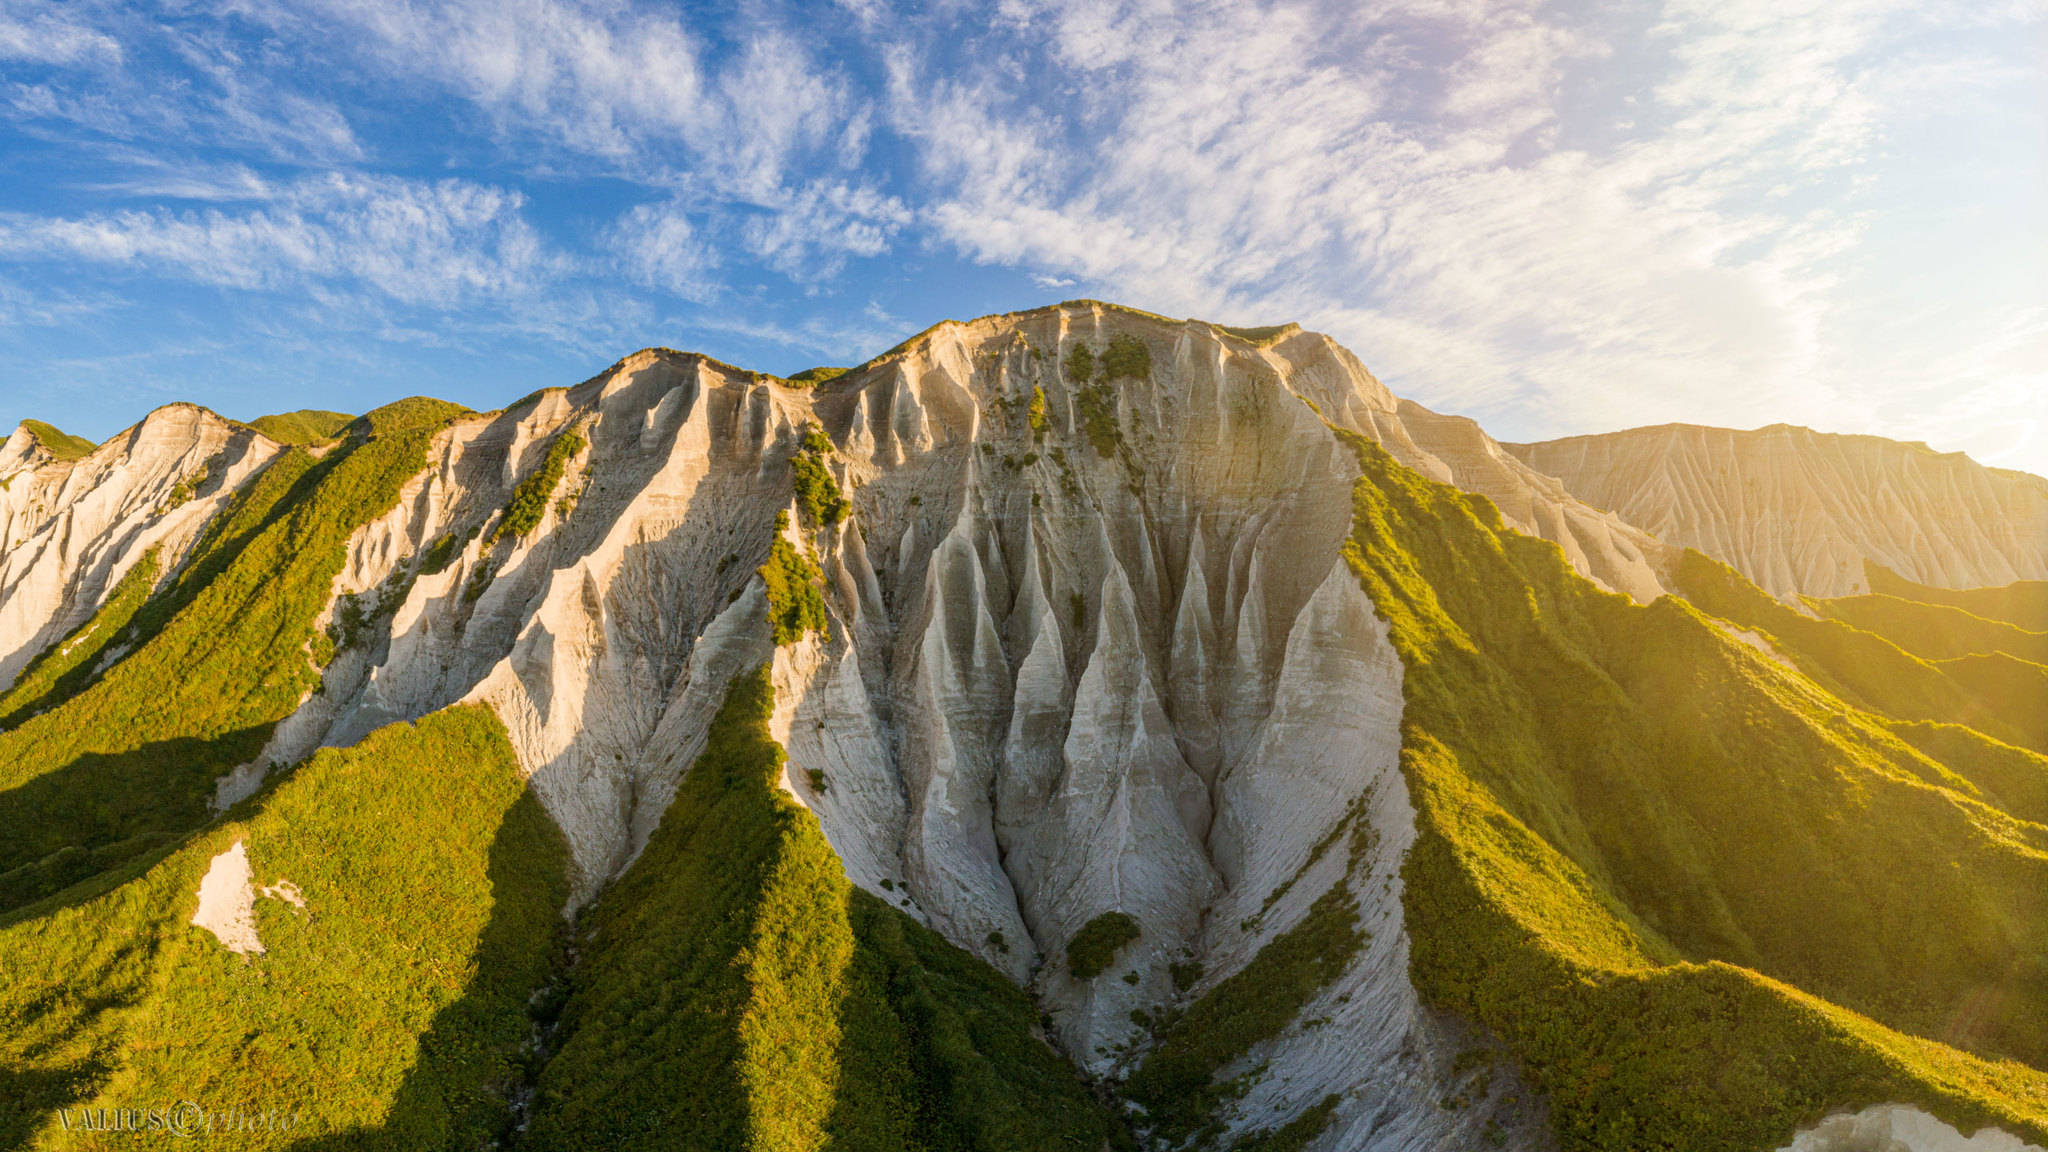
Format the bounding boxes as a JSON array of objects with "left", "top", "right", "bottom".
[
  {"left": 0, "top": 1, "right": 122, "bottom": 66},
  {"left": 0, "top": 174, "right": 553, "bottom": 306}
]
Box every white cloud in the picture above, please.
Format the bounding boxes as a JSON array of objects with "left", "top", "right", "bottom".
[
  {"left": 0, "top": 174, "right": 553, "bottom": 307},
  {"left": 882, "top": 0, "right": 2039, "bottom": 467},
  {"left": 0, "top": 1, "right": 121, "bottom": 66},
  {"left": 611, "top": 201, "right": 718, "bottom": 301}
]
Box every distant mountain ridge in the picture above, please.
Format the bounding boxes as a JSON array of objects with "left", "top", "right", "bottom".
[
  {"left": 1, "top": 302, "right": 2044, "bottom": 1152},
  {"left": 1505, "top": 421, "right": 2048, "bottom": 599}
]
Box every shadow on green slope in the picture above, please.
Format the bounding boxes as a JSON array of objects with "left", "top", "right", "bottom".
[
  {"left": 0, "top": 706, "right": 568, "bottom": 1152},
  {"left": 0, "top": 425, "right": 438, "bottom": 916}
]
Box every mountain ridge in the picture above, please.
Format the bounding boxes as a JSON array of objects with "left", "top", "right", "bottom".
[{"left": 1, "top": 302, "right": 2044, "bottom": 1152}]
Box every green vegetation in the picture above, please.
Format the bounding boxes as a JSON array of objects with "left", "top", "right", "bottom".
[
  {"left": 1067, "top": 911, "right": 1141, "bottom": 980},
  {"left": 790, "top": 424, "right": 849, "bottom": 528},
  {"left": 787, "top": 366, "right": 851, "bottom": 388},
  {"left": 1125, "top": 812, "right": 1374, "bottom": 1144},
  {"left": 490, "top": 430, "right": 586, "bottom": 544},
  {"left": 0, "top": 425, "right": 437, "bottom": 913},
  {"left": 1675, "top": 551, "right": 2048, "bottom": 753},
  {"left": 419, "top": 531, "right": 462, "bottom": 576},
  {"left": 0, "top": 705, "right": 570, "bottom": 1150},
  {"left": 349, "top": 396, "right": 471, "bottom": 438},
  {"left": 0, "top": 550, "right": 159, "bottom": 734},
  {"left": 1867, "top": 562, "right": 2048, "bottom": 632},
  {"left": 1230, "top": 1093, "right": 1339, "bottom": 1152},
  {"left": 1059, "top": 335, "right": 1149, "bottom": 458},
  {"left": 1214, "top": 324, "right": 1298, "bottom": 348},
  {"left": 1814, "top": 593, "right": 2048, "bottom": 663},
  {"left": 1329, "top": 429, "right": 2048, "bottom": 1149},
  {"left": 248, "top": 409, "right": 353, "bottom": 445},
  {"left": 1029, "top": 386, "right": 1050, "bottom": 436},
  {"left": 1125, "top": 882, "right": 1362, "bottom": 1144},
  {"left": 760, "top": 512, "right": 831, "bottom": 646},
  {"left": 1099, "top": 333, "right": 1152, "bottom": 381},
  {"left": 524, "top": 666, "right": 1117, "bottom": 1152},
  {"left": 1065, "top": 342, "right": 1097, "bottom": 384},
  {"left": 19, "top": 419, "right": 95, "bottom": 460},
  {"left": 1069, "top": 374, "right": 1112, "bottom": 460}
]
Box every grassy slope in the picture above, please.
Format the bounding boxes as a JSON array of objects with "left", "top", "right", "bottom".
[
  {"left": 1334, "top": 432, "right": 2048, "bottom": 1150},
  {"left": 0, "top": 419, "right": 440, "bottom": 913},
  {"left": 1676, "top": 553, "right": 2048, "bottom": 754},
  {"left": 525, "top": 665, "right": 1115, "bottom": 1152},
  {"left": 0, "top": 705, "right": 568, "bottom": 1150},
  {"left": 18, "top": 420, "right": 95, "bottom": 460},
  {"left": 248, "top": 409, "right": 354, "bottom": 446},
  {"left": 1868, "top": 562, "right": 2048, "bottom": 632},
  {"left": 1815, "top": 594, "right": 2048, "bottom": 663}
]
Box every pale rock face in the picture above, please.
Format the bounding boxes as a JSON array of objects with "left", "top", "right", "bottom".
[
  {"left": 1505, "top": 423, "right": 2048, "bottom": 599},
  {"left": 190, "top": 839, "right": 307, "bottom": 955},
  {"left": 1776, "top": 1106, "right": 2044, "bottom": 1152},
  {"left": 192, "top": 840, "right": 262, "bottom": 954},
  {"left": 0, "top": 405, "right": 282, "bottom": 690}
]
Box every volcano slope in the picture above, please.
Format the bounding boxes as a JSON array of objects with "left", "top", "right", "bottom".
[{"left": 0, "top": 301, "right": 2044, "bottom": 1152}]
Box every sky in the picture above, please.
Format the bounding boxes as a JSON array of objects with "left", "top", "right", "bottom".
[{"left": 0, "top": 0, "right": 2043, "bottom": 476}]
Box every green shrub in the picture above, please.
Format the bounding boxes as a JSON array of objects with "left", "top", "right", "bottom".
[
  {"left": 1674, "top": 550, "right": 2048, "bottom": 753},
  {"left": 1230, "top": 1093, "right": 1338, "bottom": 1151},
  {"left": 790, "top": 426, "right": 849, "bottom": 528},
  {"left": 1029, "top": 387, "right": 1050, "bottom": 436},
  {"left": 349, "top": 396, "right": 471, "bottom": 437},
  {"left": 491, "top": 430, "right": 585, "bottom": 544},
  {"left": 1866, "top": 562, "right": 2048, "bottom": 632},
  {"left": 1066, "top": 911, "right": 1140, "bottom": 980},
  {"left": 1099, "top": 334, "right": 1152, "bottom": 380},
  {"left": 1065, "top": 343, "right": 1096, "bottom": 384},
  {"left": 1214, "top": 324, "right": 1297, "bottom": 347},
  {"left": 1124, "top": 884, "right": 1362, "bottom": 1142},
  {"left": 787, "top": 366, "right": 851, "bottom": 388},
  {"left": 1814, "top": 593, "right": 2048, "bottom": 663},
  {"left": 418, "top": 532, "right": 460, "bottom": 575},
  {"left": 760, "top": 514, "right": 830, "bottom": 645}
]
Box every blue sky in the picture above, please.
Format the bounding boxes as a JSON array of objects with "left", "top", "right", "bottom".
[{"left": 1, "top": 0, "right": 2043, "bottom": 476}]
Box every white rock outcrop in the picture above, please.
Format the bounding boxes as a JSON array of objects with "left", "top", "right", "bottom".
[
  {"left": 191, "top": 840, "right": 262, "bottom": 954},
  {"left": 1505, "top": 423, "right": 2048, "bottom": 599},
  {"left": 0, "top": 405, "right": 282, "bottom": 690}
]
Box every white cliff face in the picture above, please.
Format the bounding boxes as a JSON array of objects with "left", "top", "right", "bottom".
[
  {"left": 1504, "top": 423, "right": 2048, "bottom": 599},
  {"left": 0, "top": 405, "right": 283, "bottom": 691}
]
